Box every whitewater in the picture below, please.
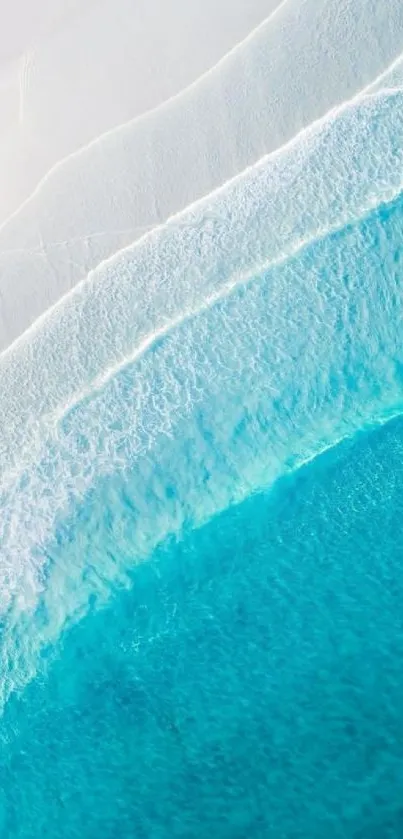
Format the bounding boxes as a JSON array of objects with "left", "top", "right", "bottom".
[{"left": 1, "top": 82, "right": 403, "bottom": 705}]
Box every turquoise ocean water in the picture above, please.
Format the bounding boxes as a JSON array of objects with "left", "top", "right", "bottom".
[
  {"left": 2, "top": 414, "right": 403, "bottom": 837},
  {"left": 2, "top": 90, "right": 403, "bottom": 836}
]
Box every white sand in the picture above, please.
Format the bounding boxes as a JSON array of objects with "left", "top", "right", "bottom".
[
  {"left": 1, "top": 0, "right": 403, "bottom": 353},
  {"left": 0, "top": 0, "right": 275, "bottom": 223}
]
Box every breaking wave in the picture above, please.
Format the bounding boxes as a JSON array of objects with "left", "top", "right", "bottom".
[{"left": 1, "top": 87, "right": 403, "bottom": 704}]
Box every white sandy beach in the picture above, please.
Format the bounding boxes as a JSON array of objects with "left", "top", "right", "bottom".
[
  {"left": 1, "top": 0, "right": 403, "bottom": 353},
  {"left": 0, "top": 0, "right": 276, "bottom": 221}
]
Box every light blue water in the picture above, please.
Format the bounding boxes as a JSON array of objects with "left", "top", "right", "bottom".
[
  {"left": 2, "top": 87, "right": 403, "bottom": 837},
  {"left": 2, "top": 414, "right": 403, "bottom": 837}
]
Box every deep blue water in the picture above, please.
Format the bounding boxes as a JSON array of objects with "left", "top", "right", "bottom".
[{"left": 2, "top": 413, "right": 403, "bottom": 837}]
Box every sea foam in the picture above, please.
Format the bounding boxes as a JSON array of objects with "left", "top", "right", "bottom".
[{"left": 1, "top": 89, "right": 403, "bottom": 705}]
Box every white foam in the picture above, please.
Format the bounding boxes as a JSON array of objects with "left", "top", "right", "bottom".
[
  {"left": 1, "top": 88, "right": 403, "bottom": 705},
  {"left": 2, "top": 89, "right": 403, "bottom": 476},
  {"left": 364, "top": 49, "right": 403, "bottom": 94}
]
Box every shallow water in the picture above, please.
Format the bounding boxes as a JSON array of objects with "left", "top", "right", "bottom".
[{"left": 2, "top": 414, "right": 403, "bottom": 837}]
